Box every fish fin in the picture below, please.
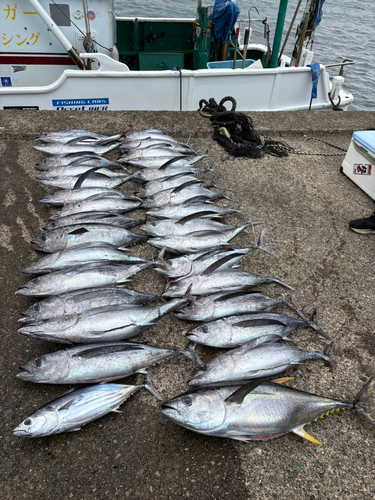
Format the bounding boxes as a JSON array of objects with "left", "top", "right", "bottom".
[
  {"left": 112, "top": 409, "right": 123, "bottom": 414},
  {"left": 292, "top": 426, "right": 322, "bottom": 444},
  {"left": 171, "top": 180, "right": 201, "bottom": 193},
  {"left": 233, "top": 318, "right": 286, "bottom": 328},
  {"left": 72, "top": 344, "right": 144, "bottom": 359},
  {"left": 158, "top": 156, "right": 189, "bottom": 170},
  {"left": 67, "top": 427, "right": 82, "bottom": 432},
  {"left": 225, "top": 377, "right": 275, "bottom": 404},
  {"left": 67, "top": 227, "right": 89, "bottom": 235},
  {"left": 58, "top": 399, "right": 75, "bottom": 412},
  {"left": 73, "top": 167, "right": 102, "bottom": 189},
  {"left": 271, "top": 376, "right": 295, "bottom": 384},
  {"left": 176, "top": 211, "right": 217, "bottom": 225},
  {"left": 201, "top": 253, "right": 239, "bottom": 276}
]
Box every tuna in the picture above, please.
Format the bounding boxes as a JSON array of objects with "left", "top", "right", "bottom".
[{"left": 160, "top": 377, "right": 375, "bottom": 443}]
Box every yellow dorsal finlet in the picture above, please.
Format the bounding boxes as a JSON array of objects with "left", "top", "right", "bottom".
[
  {"left": 293, "top": 426, "right": 322, "bottom": 444},
  {"left": 271, "top": 377, "right": 295, "bottom": 385}
]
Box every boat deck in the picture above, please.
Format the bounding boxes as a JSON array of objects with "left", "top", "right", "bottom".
[{"left": 1, "top": 110, "right": 375, "bottom": 500}]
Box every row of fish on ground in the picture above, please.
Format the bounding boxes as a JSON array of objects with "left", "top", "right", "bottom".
[{"left": 13, "top": 129, "right": 375, "bottom": 442}]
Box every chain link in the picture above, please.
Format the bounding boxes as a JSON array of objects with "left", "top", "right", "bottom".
[{"left": 284, "top": 135, "right": 347, "bottom": 156}]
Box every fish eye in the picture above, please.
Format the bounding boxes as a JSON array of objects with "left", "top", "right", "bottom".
[
  {"left": 31, "top": 278, "right": 40, "bottom": 284},
  {"left": 182, "top": 396, "right": 193, "bottom": 406},
  {"left": 41, "top": 234, "right": 47, "bottom": 241},
  {"left": 24, "top": 418, "right": 32, "bottom": 426},
  {"left": 150, "top": 222, "right": 156, "bottom": 227},
  {"left": 201, "top": 325, "right": 208, "bottom": 333},
  {"left": 35, "top": 357, "right": 42, "bottom": 367},
  {"left": 166, "top": 260, "right": 173, "bottom": 266},
  {"left": 185, "top": 302, "right": 194, "bottom": 309},
  {"left": 33, "top": 304, "right": 40, "bottom": 312},
  {"left": 51, "top": 222, "right": 56, "bottom": 228}
]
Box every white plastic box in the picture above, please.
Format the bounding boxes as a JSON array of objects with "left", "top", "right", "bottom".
[{"left": 341, "top": 131, "right": 375, "bottom": 200}]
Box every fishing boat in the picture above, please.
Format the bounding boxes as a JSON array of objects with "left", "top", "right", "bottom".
[{"left": 0, "top": 0, "right": 354, "bottom": 111}]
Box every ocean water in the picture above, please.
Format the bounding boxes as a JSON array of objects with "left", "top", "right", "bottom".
[{"left": 114, "top": 0, "right": 375, "bottom": 111}]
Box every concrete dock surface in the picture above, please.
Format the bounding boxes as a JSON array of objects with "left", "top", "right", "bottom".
[{"left": 1, "top": 110, "right": 375, "bottom": 500}]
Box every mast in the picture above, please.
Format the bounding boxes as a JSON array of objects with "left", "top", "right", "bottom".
[{"left": 268, "top": 0, "right": 288, "bottom": 68}]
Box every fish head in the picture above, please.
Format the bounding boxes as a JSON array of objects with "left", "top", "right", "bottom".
[
  {"left": 30, "top": 230, "right": 67, "bottom": 252},
  {"left": 12, "top": 406, "right": 59, "bottom": 437},
  {"left": 17, "top": 273, "right": 66, "bottom": 297},
  {"left": 154, "top": 250, "right": 191, "bottom": 278},
  {"left": 162, "top": 279, "right": 187, "bottom": 298},
  {"left": 139, "top": 221, "right": 161, "bottom": 237},
  {"left": 175, "top": 296, "right": 215, "bottom": 321},
  {"left": 16, "top": 276, "right": 45, "bottom": 296},
  {"left": 20, "top": 296, "right": 65, "bottom": 322},
  {"left": 160, "top": 388, "right": 226, "bottom": 432},
  {"left": 49, "top": 209, "right": 65, "bottom": 221},
  {"left": 186, "top": 320, "right": 228, "bottom": 346},
  {"left": 142, "top": 192, "right": 169, "bottom": 209},
  {"left": 16, "top": 350, "right": 70, "bottom": 383},
  {"left": 18, "top": 315, "right": 80, "bottom": 342},
  {"left": 23, "top": 252, "right": 62, "bottom": 273},
  {"left": 51, "top": 201, "right": 84, "bottom": 220}
]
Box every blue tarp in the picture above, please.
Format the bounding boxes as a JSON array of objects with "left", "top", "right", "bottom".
[
  {"left": 309, "top": 63, "right": 321, "bottom": 99},
  {"left": 312, "top": 0, "right": 326, "bottom": 27},
  {"left": 212, "top": 0, "right": 240, "bottom": 43}
]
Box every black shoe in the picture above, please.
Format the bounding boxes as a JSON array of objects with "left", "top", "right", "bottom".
[{"left": 349, "top": 212, "right": 375, "bottom": 234}]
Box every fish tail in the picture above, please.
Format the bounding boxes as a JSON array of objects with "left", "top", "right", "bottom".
[
  {"left": 154, "top": 247, "right": 167, "bottom": 270},
  {"left": 307, "top": 308, "right": 333, "bottom": 342},
  {"left": 137, "top": 368, "right": 162, "bottom": 400},
  {"left": 284, "top": 293, "right": 309, "bottom": 321},
  {"left": 208, "top": 161, "right": 222, "bottom": 177},
  {"left": 179, "top": 342, "right": 207, "bottom": 370},
  {"left": 271, "top": 276, "right": 294, "bottom": 290},
  {"left": 321, "top": 342, "right": 336, "bottom": 365},
  {"left": 234, "top": 205, "right": 247, "bottom": 217},
  {"left": 256, "top": 229, "right": 278, "bottom": 258},
  {"left": 222, "top": 189, "right": 237, "bottom": 203},
  {"left": 354, "top": 377, "right": 375, "bottom": 425}
]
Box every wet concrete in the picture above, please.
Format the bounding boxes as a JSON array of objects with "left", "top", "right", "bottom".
[{"left": 1, "top": 110, "right": 375, "bottom": 500}]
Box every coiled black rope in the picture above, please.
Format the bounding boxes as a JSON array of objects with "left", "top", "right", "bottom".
[{"left": 199, "top": 96, "right": 290, "bottom": 158}]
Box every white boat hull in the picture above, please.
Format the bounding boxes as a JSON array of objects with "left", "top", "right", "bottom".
[{"left": 0, "top": 61, "right": 353, "bottom": 111}]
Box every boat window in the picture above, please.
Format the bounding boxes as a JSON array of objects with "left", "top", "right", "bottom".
[{"left": 49, "top": 4, "right": 71, "bottom": 27}]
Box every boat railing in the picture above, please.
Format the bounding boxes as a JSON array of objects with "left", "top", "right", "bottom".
[{"left": 325, "top": 59, "right": 355, "bottom": 76}]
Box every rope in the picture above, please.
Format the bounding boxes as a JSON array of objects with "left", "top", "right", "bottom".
[
  {"left": 199, "top": 97, "right": 290, "bottom": 158},
  {"left": 198, "top": 97, "right": 346, "bottom": 158}
]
